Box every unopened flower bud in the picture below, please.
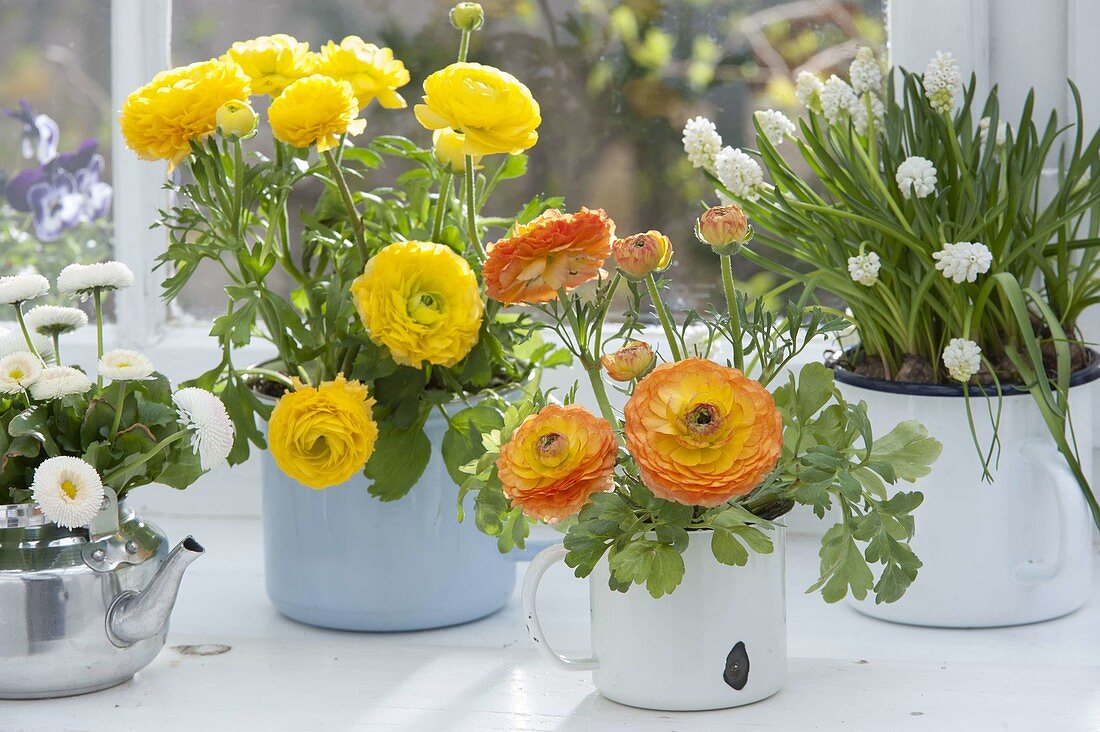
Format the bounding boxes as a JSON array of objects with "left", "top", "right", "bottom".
[
  {"left": 432, "top": 128, "right": 481, "bottom": 173},
  {"left": 600, "top": 341, "right": 656, "bottom": 382},
  {"left": 612, "top": 230, "right": 673, "bottom": 280},
  {"left": 450, "top": 2, "right": 485, "bottom": 31},
  {"left": 216, "top": 100, "right": 258, "bottom": 140},
  {"left": 696, "top": 204, "right": 752, "bottom": 255}
]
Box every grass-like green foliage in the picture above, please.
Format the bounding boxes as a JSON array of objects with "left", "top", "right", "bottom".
[{"left": 718, "top": 66, "right": 1100, "bottom": 529}]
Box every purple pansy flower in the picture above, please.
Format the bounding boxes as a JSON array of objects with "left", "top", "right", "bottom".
[
  {"left": 73, "top": 154, "right": 112, "bottom": 222},
  {"left": 27, "top": 170, "right": 83, "bottom": 242},
  {"left": 4, "top": 138, "right": 111, "bottom": 239},
  {"left": 5, "top": 100, "right": 59, "bottom": 164}
]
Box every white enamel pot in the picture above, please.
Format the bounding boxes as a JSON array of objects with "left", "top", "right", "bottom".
[
  {"left": 835, "top": 357, "right": 1099, "bottom": 628},
  {"left": 522, "top": 528, "right": 786, "bottom": 711}
]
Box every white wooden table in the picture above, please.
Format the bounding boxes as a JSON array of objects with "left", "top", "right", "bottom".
[{"left": 2, "top": 515, "right": 1098, "bottom": 731}]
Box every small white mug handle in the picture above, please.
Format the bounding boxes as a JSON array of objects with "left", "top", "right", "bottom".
[
  {"left": 522, "top": 544, "right": 598, "bottom": 671},
  {"left": 1016, "top": 440, "right": 1081, "bottom": 584}
]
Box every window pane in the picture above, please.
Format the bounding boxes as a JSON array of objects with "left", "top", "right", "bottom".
[
  {"left": 171, "top": 0, "right": 883, "bottom": 318},
  {"left": 0, "top": 0, "right": 113, "bottom": 313}
]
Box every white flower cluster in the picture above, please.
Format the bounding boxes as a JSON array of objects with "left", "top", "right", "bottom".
[
  {"left": 98, "top": 349, "right": 155, "bottom": 382},
  {"left": 933, "top": 241, "right": 992, "bottom": 283},
  {"left": 173, "top": 387, "right": 236, "bottom": 471},
  {"left": 754, "top": 109, "right": 796, "bottom": 146},
  {"left": 978, "top": 116, "right": 1009, "bottom": 147},
  {"left": 0, "top": 329, "right": 53, "bottom": 360},
  {"left": 24, "top": 305, "right": 88, "bottom": 335},
  {"left": 682, "top": 116, "right": 723, "bottom": 172},
  {"left": 0, "top": 351, "right": 42, "bottom": 395},
  {"left": 847, "top": 251, "right": 881, "bottom": 286},
  {"left": 896, "top": 156, "right": 937, "bottom": 199},
  {"left": 795, "top": 71, "right": 825, "bottom": 112},
  {"left": 714, "top": 147, "right": 765, "bottom": 201},
  {"left": 943, "top": 338, "right": 982, "bottom": 383},
  {"left": 29, "top": 365, "right": 93, "bottom": 400},
  {"left": 821, "top": 75, "right": 860, "bottom": 125},
  {"left": 57, "top": 261, "right": 135, "bottom": 297},
  {"left": 923, "top": 51, "right": 961, "bottom": 114},
  {"left": 31, "top": 456, "right": 105, "bottom": 529},
  {"left": 849, "top": 47, "right": 883, "bottom": 96},
  {"left": 0, "top": 274, "right": 49, "bottom": 305}
]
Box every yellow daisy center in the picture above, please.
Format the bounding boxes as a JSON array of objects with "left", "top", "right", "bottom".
[
  {"left": 61, "top": 480, "right": 78, "bottom": 500},
  {"left": 8, "top": 369, "right": 23, "bottom": 380}
]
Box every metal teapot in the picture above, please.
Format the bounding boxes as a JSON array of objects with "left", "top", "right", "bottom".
[{"left": 0, "top": 494, "right": 202, "bottom": 698}]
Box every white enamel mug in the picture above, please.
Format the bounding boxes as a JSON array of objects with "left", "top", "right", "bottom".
[{"left": 522, "top": 528, "right": 787, "bottom": 711}]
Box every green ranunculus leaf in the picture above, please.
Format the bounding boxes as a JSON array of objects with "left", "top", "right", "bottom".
[
  {"left": 869, "top": 420, "right": 942, "bottom": 482},
  {"left": 442, "top": 402, "right": 505, "bottom": 486},
  {"left": 609, "top": 539, "right": 686, "bottom": 599},
  {"left": 364, "top": 421, "right": 431, "bottom": 502}
]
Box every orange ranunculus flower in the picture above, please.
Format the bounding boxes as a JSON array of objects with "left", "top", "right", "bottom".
[
  {"left": 497, "top": 404, "right": 617, "bottom": 522},
  {"left": 483, "top": 208, "right": 615, "bottom": 304},
  {"left": 612, "top": 230, "right": 673, "bottom": 280},
  {"left": 601, "top": 340, "right": 656, "bottom": 381},
  {"left": 625, "top": 358, "right": 782, "bottom": 506}
]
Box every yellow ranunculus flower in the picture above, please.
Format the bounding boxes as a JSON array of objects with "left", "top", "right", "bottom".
[
  {"left": 216, "top": 100, "right": 258, "bottom": 139},
  {"left": 223, "top": 34, "right": 317, "bottom": 96},
  {"left": 350, "top": 241, "right": 484, "bottom": 368},
  {"left": 119, "top": 59, "right": 251, "bottom": 171},
  {"left": 268, "top": 75, "right": 366, "bottom": 152},
  {"left": 268, "top": 375, "right": 379, "bottom": 489},
  {"left": 432, "top": 128, "right": 482, "bottom": 173},
  {"left": 414, "top": 62, "right": 541, "bottom": 157},
  {"left": 315, "top": 36, "right": 410, "bottom": 110}
]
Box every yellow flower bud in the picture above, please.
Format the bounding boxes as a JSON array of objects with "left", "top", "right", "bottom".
[
  {"left": 216, "top": 100, "right": 259, "bottom": 139},
  {"left": 450, "top": 2, "right": 485, "bottom": 31},
  {"left": 611, "top": 230, "right": 673, "bottom": 280},
  {"left": 600, "top": 340, "right": 657, "bottom": 382},
  {"left": 432, "top": 128, "right": 481, "bottom": 173},
  {"left": 696, "top": 204, "right": 753, "bottom": 256}
]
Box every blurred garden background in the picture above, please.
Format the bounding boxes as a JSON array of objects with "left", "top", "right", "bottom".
[{"left": 0, "top": 0, "right": 884, "bottom": 317}]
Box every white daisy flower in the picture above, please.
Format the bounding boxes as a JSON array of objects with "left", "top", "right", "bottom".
[
  {"left": 933, "top": 241, "right": 993, "bottom": 283},
  {"left": 714, "top": 147, "right": 764, "bottom": 201},
  {"left": 57, "top": 261, "right": 135, "bottom": 297},
  {"left": 29, "top": 365, "right": 92, "bottom": 401},
  {"left": 23, "top": 305, "right": 88, "bottom": 336},
  {"left": 31, "top": 456, "right": 105, "bottom": 529},
  {"left": 0, "top": 329, "right": 54, "bottom": 361},
  {"left": 978, "top": 116, "right": 1008, "bottom": 146},
  {"left": 896, "top": 156, "right": 938, "bottom": 199},
  {"left": 0, "top": 351, "right": 43, "bottom": 394},
  {"left": 943, "top": 338, "right": 982, "bottom": 383},
  {"left": 923, "top": 51, "right": 961, "bottom": 114},
  {"left": 795, "top": 71, "right": 825, "bottom": 112},
  {"left": 682, "top": 116, "right": 723, "bottom": 172},
  {"left": 172, "top": 387, "right": 235, "bottom": 471},
  {"left": 754, "top": 109, "right": 796, "bottom": 146},
  {"left": 847, "top": 252, "right": 881, "bottom": 286},
  {"left": 821, "top": 75, "right": 860, "bottom": 125},
  {"left": 849, "top": 47, "right": 883, "bottom": 96},
  {"left": 0, "top": 274, "right": 49, "bottom": 305},
  {"left": 98, "top": 349, "right": 155, "bottom": 382}
]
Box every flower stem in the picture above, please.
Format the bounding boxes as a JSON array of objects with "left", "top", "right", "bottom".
[
  {"left": 644, "top": 275, "right": 683, "bottom": 361},
  {"left": 231, "top": 137, "right": 245, "bottom": 241},
  {"left": 721, "top": 255, "right": 745, "bottom": 371},
  {"left": 13, "top": 304, "right": 42, "bottom": 363},
  {"left": 555, "top": 287, "right": 622, "bottom": 435},
  {"left": 464, "top": 159, "right": 485, "bottom": 260},
  {"left": 102, "top": 429, "right": 188, "bottom": 486},
  {"left": 51, "top": 334, "right": 60, "bottom": 365},
  {"left": 431, "top": 171, "right": 453, "bottom": 243},
  {"left": 322, "top": 149, "right": 369, "bottom": 264},
  {"left": 457, "top": 29, "right": 472, "bottom": 63},
  {"left": 109, "top": 383, "right": 127, "bottom": 439},
  {"left": 93, "top": 289, "right": 104, "bottom": 389}
]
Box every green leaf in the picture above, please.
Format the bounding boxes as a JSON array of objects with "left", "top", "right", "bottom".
[
  {"left": 711, "top": 528, "right": 749, "bottom": 566},
  {"left": 364, "top": 421, "right": 431, "bottom": 501},
  {"left": 442, "top": 403, "right": 505, "bottom": 485},
  {"left": 608, "top": 540, "right": 686, "bottom": 598},
  {"left": 870, "top": 421, "right": 942, "bottom": 482}
]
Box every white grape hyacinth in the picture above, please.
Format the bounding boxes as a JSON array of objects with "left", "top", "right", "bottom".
[
  {"left": 0, "top": 329, "right": 54, "bottom": 361},
  {"left": 682, "top": 116, "right": 723, "bottom": 172},
  {"left": 714, "top": 147, "right": 765, "bottom": 201},
  {"left": 754, "top": 109, "right": 796, "bottom": 146},
  {"left": 923, "top": 51, "right": 961, "bottom": 114},
  {"left": 0, "top": 351, "right": 43, "bottom": 394},
  {"left": 896, "top": 156, "right": 938, "bottom": 199},
  {"left": 821, "top": 75, "right": 860, "bottom": 125},
  {"left": 849, "top": 46, "right": 883, "bottom": 96},
  {"left": 24, "top": 305, "right": 88, "bottom": 336},
  {"left": 683, "top": 322, "right": 726, "bottom": 362},
  {"left": 29, "top": 365, "right": 92, "bottom": 401},
  {"left": 978, "top": 116, "right": 1009, "bottom": 146},
  {"left": 31, "top": 456, "right": 105, "bottom": 529},
  {"left": 0, "top": 273, "right": 49, "bottom": 305},
  {"left": 847, "top": 251, "right": 881, "bottom": 286},
  {"left": 933, "top": 241, "right": 992, "bottom": 283},
  {"left": 173, "top": 387, "right": 235, "bottom": 471},
  {"left": 795, "top": 70, "right": 825, "bottom": 112},
  {"left": 943, "top": 338, "right": 982, "bottom": 383},
  {"left": 57, "top": 261, "right": 135, "bottom": 296},
  {"left": 98, "top": 349, "right": 155, "bottom": 382}
]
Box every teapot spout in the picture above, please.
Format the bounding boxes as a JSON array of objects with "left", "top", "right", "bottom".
[{"left": 106, "top": 536, "right": 204, "bottom": 647}]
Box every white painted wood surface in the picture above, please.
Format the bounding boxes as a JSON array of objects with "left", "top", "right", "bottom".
[{"left": 2, "top": 515, "right": 1096, "bottom": 731}]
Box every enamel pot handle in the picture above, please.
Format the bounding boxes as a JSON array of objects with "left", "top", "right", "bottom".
[
  {"left": 1016, "top": 440, "right": 1081, "bottom": 584},
  {"left": 522, "top": 544, "right": 597, "bottom": 671}
]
